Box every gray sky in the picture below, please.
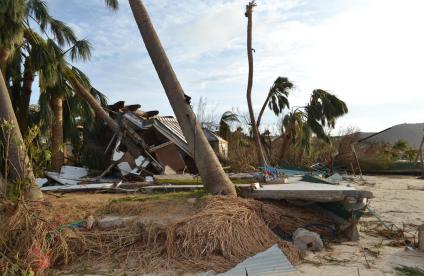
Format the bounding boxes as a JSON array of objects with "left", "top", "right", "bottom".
[{"left": 38, "top": 0, "right": 424, "bottom": 133}]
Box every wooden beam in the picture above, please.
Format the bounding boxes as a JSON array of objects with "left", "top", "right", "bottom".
[{"left": 149, "top": 141, "right": 173, "bottom": 152}]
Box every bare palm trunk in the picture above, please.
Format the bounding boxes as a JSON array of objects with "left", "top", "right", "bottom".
[
  {"left": 245, "top": 2, "right": 268, "bottom": 167},
  {"left": 0, "top": 69, "right": 42, "bottom": 201},
  {"left": 128, "top": 0, "right": 236, "bottom": 196},
  {"left": 0, "top": 48, "right": 10, "bottom": 76},
  {"left": 256, "top": 95, "right": 270, "bottom": 128},
  {"left": 51, "top": 94, "right": 64, "bottom": 171}
]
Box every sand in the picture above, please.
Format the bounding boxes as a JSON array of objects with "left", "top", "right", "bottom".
[{"left": 286, "top": 175, "right": 424, "bottom": 276}]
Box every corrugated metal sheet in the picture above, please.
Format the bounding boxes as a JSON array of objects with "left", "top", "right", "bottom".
[
  {"left": 218, "top": 244, "right": 295, "bottom": 275},
  {"left": 203, "top": 128, "right": 219, "bottom": 142},
  {"left": 152, "top": 117, "right": 228, "bottom": 158},
  {"left": 153, "top": 117, "right": 192, "bottom": 156}
]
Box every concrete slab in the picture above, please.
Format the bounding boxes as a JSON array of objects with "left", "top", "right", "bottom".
[{"left": 241, "top": 182, "right": 373, "bottom": 202}]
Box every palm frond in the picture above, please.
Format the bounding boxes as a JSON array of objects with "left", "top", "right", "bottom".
[
  {"left": 0, "top": 0, "right": 26, "bottom": 49},
  {"left": 307, "top": 117, "right": 330, "bottom": 143},
  {"left": 69, "top": 39, "right": 92, "bottom": 61},
  {"left": 221, "top": 111, "right": 240, "bottom": 124},
  {"left": 90, "top": 87, "right": 108, "bottom": 107},
  {"left": 219, "top": 111, "right": 239, "bottom": 139},
  {"left": 27, "top": 0, "right": 49, "bottom": 30},
  {"left": 267, "top": 76, "right": 293, "bottom": 116},
  {"left": 47, "top": 18, "right": 77, "bottom": 46},
  {"left": 104, "top": 0, "right": 119, "bottom": 10},
  {"left": 309, "top": 89, "right": 348, "bottom": 128}
]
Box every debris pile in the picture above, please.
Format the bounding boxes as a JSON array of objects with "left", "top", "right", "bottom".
[
  {"left": 103, "top": 101, "right": 228, "bottom": 177},
  {"left": 1, "top": 195, "right": 346, "bottom": 274}
]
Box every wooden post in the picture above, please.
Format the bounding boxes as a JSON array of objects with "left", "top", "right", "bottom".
[
  {"left": 419, "top": 224, "right": 424, "bottom": 251},
  {"left": 351, "top": 144, "right": 363, "bottom": 180},
  {"left": 350, "top": 162, "right": 356, "bottom": 176}
]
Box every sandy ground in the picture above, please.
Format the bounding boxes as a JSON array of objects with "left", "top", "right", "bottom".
[{"left": 287, "top": 175, "right": 424, "bottom": 276}]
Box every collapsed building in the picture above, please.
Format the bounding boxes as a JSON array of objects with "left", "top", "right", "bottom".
[{"left": 101, "top": 101, "right": 228, "bottom": 177}]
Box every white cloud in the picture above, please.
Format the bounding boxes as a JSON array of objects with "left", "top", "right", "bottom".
[{"left": 42, "top": 0, "right": 424, "bottom": 132}]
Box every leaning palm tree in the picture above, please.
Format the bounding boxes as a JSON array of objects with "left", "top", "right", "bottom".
[
  {"left": 279, "top": 89, "right": 348, "bottom": 161},
  {"left": 97, "top": 0, "right": 235, "bottom": 195},
  {"left": 0, "top": 69, "right": 42, "bottom": 200},
  {"left": 256, "top": 77, "right": 292, "bottom": 128}
]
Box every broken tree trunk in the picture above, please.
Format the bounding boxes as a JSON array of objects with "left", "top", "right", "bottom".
[
  {"left": 0, "top": 69, "right": 42, "bottom": 201},
  {"left": 128, "top": 0, "right": 236, "bottom": 196},
  {"left": 245, "top": 1, "right": 268, "bottom": 168}
]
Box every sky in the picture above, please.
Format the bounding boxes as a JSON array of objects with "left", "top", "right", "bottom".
[{"left": 38, "top": 0, "right": 424, "bottom": 133}]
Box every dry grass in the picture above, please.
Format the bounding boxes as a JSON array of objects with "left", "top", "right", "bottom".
[
  {"left": 164, "top": 196, "right": 303, "bottom": 272},
  {"left": 0, "top": 201, "right": 83, "bottom": 275},
  {"left": 359, "top": 220, "right": 418, "bottom": 247},
  {"left": 1, "top": 194, "right": 338, "bottom": 274}
]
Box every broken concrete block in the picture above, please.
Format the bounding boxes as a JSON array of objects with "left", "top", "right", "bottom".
[
  {"left": 293, "top": 228, "right": 324, "bottom": 252},
  {"left": 97, "top": 215, "right": 137, "bottom": 229}
]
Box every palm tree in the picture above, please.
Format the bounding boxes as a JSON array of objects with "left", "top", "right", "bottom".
[
  {"left": 36, "top": 37, "right": 91, "bottom": 171},
  {"left": 256, "top": 77, "right": 292, "bottom": 128},
  {"left": 123, "top": 0, "right": 235, "bottom": 195},
  {"left": 0, "top": 0, "right": 77, "bottom": 73},
  {"left": 245, "top": 1, "right": 268, "bottom": 167},
  {"left": 0, "top": 0, "right": 26, "bottom": 73},
  {"left": 0, "top": 69, "right": 42, "bottom": 200},
  {"left": 38, "top": 65, "right": 106, "bottom": 171},
  {"left": 0, "top": 0, "right": 89, "bottom": 142},
  {"left": 219, "top": 111, "right": 239, "bottom": 140},
  {"left": 279, "top": 89, "right": 348, "bottom": 162}
]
